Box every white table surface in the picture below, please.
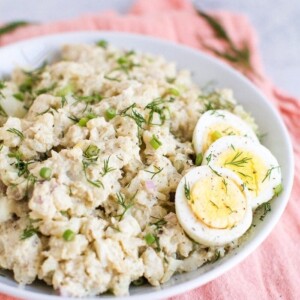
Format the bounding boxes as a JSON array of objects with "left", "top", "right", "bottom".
[{"left": 0, "top": 0, "right": 299, "bottom": 98}]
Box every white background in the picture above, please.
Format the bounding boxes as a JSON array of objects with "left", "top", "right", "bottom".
[{"left": 0, "top": 0, "right": 299, "bottom": 97}]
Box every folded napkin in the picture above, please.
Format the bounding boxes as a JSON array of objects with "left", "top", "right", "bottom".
[{"left": 0, "top": 0, "right": 299, "bottom": 299}]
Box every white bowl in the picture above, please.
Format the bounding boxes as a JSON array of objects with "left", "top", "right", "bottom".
[{"left": 0, "top": 32, "right": 294, "bottom": 300}]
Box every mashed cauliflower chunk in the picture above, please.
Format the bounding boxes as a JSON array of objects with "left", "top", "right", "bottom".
[{"left": 0, "top": 42, "right": 257, "bottom": 296}]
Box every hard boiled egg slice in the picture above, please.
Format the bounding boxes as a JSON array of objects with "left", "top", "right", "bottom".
[
  {"left": 175, "top": 165, "right": 252, "bottom": 246},
  {"left": 203, "top": 136, "right": 282, "bottom": 209},
  {"left": 193, "top": 110, "right": 259, "bottom": 155}
]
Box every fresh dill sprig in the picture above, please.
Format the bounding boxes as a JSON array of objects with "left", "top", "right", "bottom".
[
  {"left": 0, "top": 21, "right": 30, "bottom": 37},
  {"left": 262, "top": 166, "right": 280, "bottom": 183},
  {"left": 8, "top": 151, "right": 34, "bottom": 177},
  {"left": 20, "top": 218, "right": 40, "bottom": 240},
  {"left": 36, "top": 107, "right": 57, "bottom": 116},
  {"left": 116, "top": 191, "right": 137, "bottom": 221},
  {"left": 100, "top": 156, "right": 115, "bottom": 177},
  {"left": 20, "top": 225, "right": 38, "bottom": 240},
  {"left": 35, "top": 82, "right": 57, "bottom": 95},
  {"left": 144, "top": 165, "right": 163, "bottom": 179},
  {"left": 116, "top": 51, "right": 140, "bottom": 74},
  {"left": 206, "top": 153, "right": 212, "bottom": 164},
  {"left": 209, "top": 165, "right": 222, "bottom": 177},
  {"left": 75, "top": 93, "right": 103, "bottom": 104},
  {"left": 19, "top": 61, "right": 47, "bottom": 94},
  {"left": 144, "top": 97, "right": 174, "bottom": 125},
  {"left": 184, "top": 179, "right": 191, "bottom": 200},
  {"left": 6, "top": 128, "right": 24, "bottom": 140},
  {"left": 0, "top": 81, "right": 6, "bottom": 98},
  {"left": 82, "top": 145, "right": 103, "bottom": 188},
  {"left": 119, "top": 103, "right": 146, "bottom": 129},
  {"left": 199, "top": 91, "right": 235, "bottom": 113},
  {"left": 150, "top": 217, "right": 167, "bottom": 230},
  {"left": 197, "top": 10, "right": 257, "bottom": 77},
  {"left": 224, "top": 151, "right": 252, "bottom": 168},
  {"left": 61, "top": 96, "right": 67, "bottom": 107},
  {"left": 104, "top": 75, "right": 121, "bottom": 82},
  {"left": 259, "top": 202, "right": 271, "bottom": 221},
  {"left": 222, "top": 178, "right": 228, "bottom": 194},
  {"left": 237, "top": 171, "right": 253, "bottom": 179},
  {"left": 0, "top": 104, "right": 7, "bottom": 117}
]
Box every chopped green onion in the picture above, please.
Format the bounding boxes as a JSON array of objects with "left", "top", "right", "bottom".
[
  {"left": 105, "top": 107, "right": 116, "bottom": 120},
  {"left": 86, "top": 112, "right": 97, "bottom": 119},
  {"left": 166, "top": 88, "right": 180, "bottom": 96},
  {"left": 78, "top": 117, "right": 88, "bottom": 127},
  {"left": 84, "top": 145, "right": 99, "bottom": 158},
  {"left": 150, "top": 135, "right": 162, "bottom": 150},
  {"left": 57, "top": 84, "right": 73, "bottom": 97},
  {"left": 274, "top": 183, "right": 283, "bottom": 197},
  {"left": 39, "top": 167, "right": 52, "bottom": 179},
  {"left": 195, "top": 153, "right": 203, "bottom": 166},
  {"left": 96, "top": 40, "right": 108, "bottom": 49},
  {"left": 13, "top": 93, "right": 24, "bottom": 101},
  {"left": 144, "top": 233, "right": 156, "bottom": 245},
  {"left": 63, "top": 229, "right": 75, "bottom": 241},
  {"left": 211, "top": 130, "right": 222, "bottom": 142},
  {"left": 117, "top": 56, "right": 128, "bottom": 65}
]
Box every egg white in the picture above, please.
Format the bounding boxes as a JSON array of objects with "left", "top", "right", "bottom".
[
  {"left": 203, "top": 136, "right": 282, "bottom": 209},
  {"left": 193, "top": 109, "right": 259, "bottom": 155},
  {"left": 175, "top": 165, "right": 253, "bottom": 247}
]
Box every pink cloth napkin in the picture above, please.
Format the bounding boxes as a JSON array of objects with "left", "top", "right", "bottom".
[{"left": 0, "top": 0, "right": 299, "bottom": 299}]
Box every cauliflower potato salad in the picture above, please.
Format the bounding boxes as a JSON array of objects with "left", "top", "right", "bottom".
[{"left": 0, "top": 41, "right": 283, "bottom": 297}]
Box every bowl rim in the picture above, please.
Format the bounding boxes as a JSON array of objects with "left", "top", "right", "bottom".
[{"left": 0, "top": 31, "right": 295, "bottom": 300}]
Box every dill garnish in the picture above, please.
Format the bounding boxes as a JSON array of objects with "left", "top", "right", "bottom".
[
  {"left": 104, "top": 75, "right": 121, "bottom": 82},
  {"left": 82, "top": 145, "right": 103, "bottom": 188},
  {"left": 150, "top": 217, "right": 167, "bottom": 229},
  {"left": 206, "top": 153, "right": 212, "bottom": 164},
  {"left": 197, "top": 10, "right": 257, "bottom": 77},
  {"left": 119, "top": 103, "right": 146, "bottom": 129},
  {"left": 100, "top": 156, "right": 115, "bottom": 177},
  {"left": 0, "top": 81, "right": 6, "bottom": 98},
  {"left": 6, "top": 128, "right": 24, "bottom": 140},
  {"left": 19, "top": 61, "right": 47, "bottom": 94},
  {"left": 116, "top": 51, "right": 139, "bottom": 74},
  {"left": 75, "top": 94, "right": 103, "bottom": 104},
  {"left": 262, "top": 166, "right": 280, "bottom": 183},
  {"left": 20, "top": 219, "right": 40, "bottom": 240},
  {"left": 199, "top": 91, "right": 235, "bottom": 113},
  {"left": 144, "top": 165, "right": 163, "bottom": 179},
  {"left": 35, "top": 82, "right": 56, "bottom": 95},
  {"left": 96, "top": 40, "right": 108, "bottom": 49},
  {"left": 224, "top": 151, "right": 252, "bottom": 167},
  {"left": 20, "top": 225, "right": 38, "bottom": 240},
  {"left": 222, "top": 178, "right": 228, "bottom": 194},
  {"left": 0, "top": 104, "right": 7, "bottom": 117},
  {"left": 259, "top": 202, "right": 271, "bottom": 221},
  {"left": 144, "top": 97, "right": 174, "bottom": 126},
  {"left": 8, "top": 151, "right": 34, "bottom": 177},
  {"left": 115, "top": 191, "right": 137, "bottom": 221},
  {"left": 0, "top": 21, "right": 30, "bottom": 37},
  {"left": 61, "top": 96, "right": 67, "bottom": 107},
  {"left": 184, "top": 179, "right": 191, "bottom": 200},
  {"left": 209, "top": 165, "right": 221, "bottom": 177}
]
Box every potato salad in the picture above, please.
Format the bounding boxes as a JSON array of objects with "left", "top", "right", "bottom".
[{"left": 0, "top": 41, "right": 282, "bottom": 297}]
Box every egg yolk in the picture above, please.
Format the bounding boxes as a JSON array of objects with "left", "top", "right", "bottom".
[
  {"left": 216, "top": 149, "right": 267, "bottom": 198},
  {"left": 203, "top": 124, "right": 241, "bottom": 153},
  {"left": 189, "top": 173, "right": 247, "bottom": 229}
]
